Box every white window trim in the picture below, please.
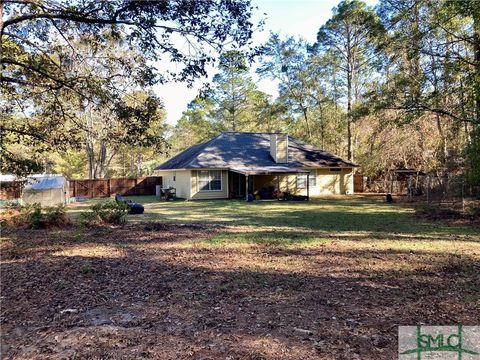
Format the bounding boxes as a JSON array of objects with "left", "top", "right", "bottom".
[
  {"left": 297, "top": 169, "right": 317, "bottom": 189},
  {"left": 197, "top": 170, "right": 223, "bottom": 192}
]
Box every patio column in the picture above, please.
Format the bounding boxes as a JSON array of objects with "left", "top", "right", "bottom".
[
  {"left": 307, "top": 173, "right": 310, "bottom": 201},
  {"left": 245, "top": 175, "right": 249, "bottom": 201}
]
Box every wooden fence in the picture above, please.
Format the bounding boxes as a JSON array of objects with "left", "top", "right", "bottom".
[
  {"left": 0, "top": 181, "right": 24, "bottom": 200},
  {"left": 69, "top": 176, "right": 162, "bottom": 198},
  {"left": 353, "top": 174, "right": 364, "bottom": 193},
  {"left": 1, "top": 176, "right": 163, "bottom": 200}
]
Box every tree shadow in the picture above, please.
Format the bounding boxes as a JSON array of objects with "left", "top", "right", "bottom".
[{"left": 2, "top": 227, "right": 479, "bottom": 359}]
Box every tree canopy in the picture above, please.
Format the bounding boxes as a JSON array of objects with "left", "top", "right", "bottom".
[{"left": 0, "top": 0, "right": 257, "bottom": 175}]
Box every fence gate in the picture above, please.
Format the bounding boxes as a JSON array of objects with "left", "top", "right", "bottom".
[
  {"left": 353, "top": 174, "right": 364, "bottom": 193},
  {"left": 70, "top": 179, "right": 110, "bottom": 198}
]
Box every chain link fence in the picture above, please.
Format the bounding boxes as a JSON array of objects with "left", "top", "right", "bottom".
[{"left": 363, "top": 175, "right": 480, "bottom": 210}]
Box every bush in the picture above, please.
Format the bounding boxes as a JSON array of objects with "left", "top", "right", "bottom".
[
  {"left": 43, "top": 205, "right": 71, "bottom": 227},
  {"left": 1, "top": 203, "right": 71, "bottom": 229},
  {"left": 19, "top": 203, "right": 43, "bottom": 228},
  {"left": 81, "top": 200, "right": 128, "bottom": 226}
]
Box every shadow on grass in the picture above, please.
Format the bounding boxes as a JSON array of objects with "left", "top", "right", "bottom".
[
  {"left": 66, "top": 196, "right": 478, "bottom": 239},
  {"left": 136, "top": 200, "right": 476, "bottom": 236},
  {"left": 2, "top": 229, "right": 479, "bottom": 359}
]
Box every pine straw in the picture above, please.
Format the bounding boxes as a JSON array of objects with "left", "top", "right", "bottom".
[{"left": 1, "top": 223, "right": 479, "bottom": 359}]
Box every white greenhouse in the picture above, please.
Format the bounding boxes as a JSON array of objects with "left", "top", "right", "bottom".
[{"left": 22, "top": 175, "right": 68, "bottom": 207}]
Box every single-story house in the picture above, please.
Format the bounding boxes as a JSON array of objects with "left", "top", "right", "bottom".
[{"left": 154, "top": 132, "right": 358, "bottom": 200}]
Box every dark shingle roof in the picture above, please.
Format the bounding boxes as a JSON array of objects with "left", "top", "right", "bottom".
[{"left": 155, "top": 132, "right": 357, "bottom": 170}]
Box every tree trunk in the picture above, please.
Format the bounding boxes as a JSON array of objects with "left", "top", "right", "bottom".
[
  {"left": 86, "top": 141, "right": 95, "bottom": 179},
  {"left": 346, "top": 26, "right": 353, "bottom": 162},
  {"left": 97, "top": 141, "right": 107, "bottom": 178},
  {"left": 347, "top": 67, "right": 353, "bottom": 161},
  {"left": 474, "top": 12, "right": 480, "bottom": 126},
  {"left": 301, "top": 106, "right": 312, "bottom": 139},
  {"left": 435, "top": 114, "right": 448, "bottom": 168}
]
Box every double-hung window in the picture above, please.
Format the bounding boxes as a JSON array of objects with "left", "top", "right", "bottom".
[
  {"left": 297, "top": 170, "right": 316, "bottom": 188},
  {"left": 198, "top": 170, "right": 222, "bottom": 191}
]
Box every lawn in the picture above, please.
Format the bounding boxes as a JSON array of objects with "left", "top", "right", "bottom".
[{"left": 2, "top": 196, "right": 479, "bottom": 359}]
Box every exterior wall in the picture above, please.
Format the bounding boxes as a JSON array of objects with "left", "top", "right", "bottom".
[
  {"left": 190, "top": 170, "right": 229, "bottom": 200},
  {"left": 252, "top": 168, "right": 354, "bottom": 196},
  {"left": 156, "top": 167, "right": 354, "bottom": 199},
  {"left": 276, "top": 135, "right": 288, "bottom": 163},
  {"left": 270, "top": 135, "right": 277, "bottom": 163},
  {"left": 23, "top": 188, "right": 67, "bottom": 206},
  {"left": 158, "top": 170, "right": 191, "bottom": 199}
]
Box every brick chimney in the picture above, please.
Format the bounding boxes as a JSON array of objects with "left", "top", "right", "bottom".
[{"left": 270, "top": 133, "right": 288, "bottom": 163}]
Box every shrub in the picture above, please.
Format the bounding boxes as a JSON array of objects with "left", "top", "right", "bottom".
[
  {"left": 43, "top": 205, "right": 71, "bottom": 227},
  {"left": 81, "top": 200, "right": 128, "bottom": 225},
  {"left": 79, "top": 210, "right": 100, "bottom": 227},
  {"left": 0, "top": 201, "right": 23, "bottom": 228},
  {"left": 1, "top": 203, "right": 71, "bottom": 229},
  {"left": 18, "top": 203, "right": 43, "bottom": 228}
]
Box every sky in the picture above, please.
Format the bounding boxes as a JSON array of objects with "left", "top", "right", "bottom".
[{"left": 154, "top": 0, "right": 378, "bottom": 125}]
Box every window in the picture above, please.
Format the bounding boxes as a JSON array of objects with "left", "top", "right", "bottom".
[
  {"left": 329, "top": 168, "right": 342, "bottom": 172},
  {"left": 297, "top": 170, "right": 316, "bottom": 188},
  {"left": 198, "top": 170, "right": 222, "bottom": 191}
]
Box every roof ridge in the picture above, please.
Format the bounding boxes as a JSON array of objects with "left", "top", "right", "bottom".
[{"left": 155, "top": 131, "right": 358, "bottom": 170}]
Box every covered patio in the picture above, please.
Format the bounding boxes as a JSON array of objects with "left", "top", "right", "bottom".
[{"left": 229, "top": 166, "right": 311, "bottom": 201}]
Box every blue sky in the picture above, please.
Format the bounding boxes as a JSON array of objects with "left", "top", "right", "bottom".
[{"left": 155, "top": 0, "right": 378, "bottom": 125}]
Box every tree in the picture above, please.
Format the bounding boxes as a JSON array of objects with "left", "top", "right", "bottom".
[
  {"left": 0, "top": 0, "right": 257, "bottom": 175},
  {"left": 83, "top": 90, "right": 166, "bottom": 179},
  {"left": 211, "top": 50, "right": 259, "bottom": 131},
  {"left": 169, "top": 95, "right": 220, "bottom": 154},
  {"left": 371, "top": 0, "right": 480, "bottom": 182},
  {"left": 257, "top": 34, "right": 317, "bottom": 138},
  {"left": 314, "top": 0, "right": 383, "bottom": 161}
]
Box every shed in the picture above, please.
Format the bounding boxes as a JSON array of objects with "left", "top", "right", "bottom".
[{"left": 23, "top": 175, "right": 68, "bottom": 206}]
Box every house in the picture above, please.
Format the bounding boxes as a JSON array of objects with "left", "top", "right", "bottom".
[{"left": 154, "top": 132, "right": 357, "bottom": 200}]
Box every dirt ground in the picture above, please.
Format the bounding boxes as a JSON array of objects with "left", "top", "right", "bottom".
[{"left": 1, "top": 221, "right": 479, "bottom": 359}]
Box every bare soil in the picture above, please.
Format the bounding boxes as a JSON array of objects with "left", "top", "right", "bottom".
[{"left": 1, "top": 223, "right": 479, "bottom": 359}]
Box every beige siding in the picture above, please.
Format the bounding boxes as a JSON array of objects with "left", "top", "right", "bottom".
[
  {"left": 190, "top": 170, "right": 229, "bottom": 200},
  {"left": 155, "top": 170, "right": 191, "bottom": 199},
  {"left": 276, "top": 135, "right": 288, "bottom": 163},
  {"left": 309, "top": 168, "right": 354, "bottom": 195},
  {"left": 252, "top": 168, "right": 354, "bottom": 196},
  {"left": 269, "top": 134, "right": 288, "bottom": 163},
  {"left": 269, "top": 136, "right": 277, "bottom": 162}
]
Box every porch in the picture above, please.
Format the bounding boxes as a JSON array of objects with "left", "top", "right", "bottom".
[{"left": 228, "top": 166, "right": 311, "bottom": 201}]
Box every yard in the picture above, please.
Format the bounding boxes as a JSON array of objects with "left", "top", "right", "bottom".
[{"left": 1, "top": 196, "right": 479, "bottom": 359}]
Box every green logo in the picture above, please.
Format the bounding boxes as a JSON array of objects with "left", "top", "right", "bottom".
[{"left": 399, "top": 325, "right": 480, "bottom": 360}]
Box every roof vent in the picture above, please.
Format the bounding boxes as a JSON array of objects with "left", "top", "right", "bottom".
[{"left": 270, "top": 133, "right": 288, "bottom": 163}]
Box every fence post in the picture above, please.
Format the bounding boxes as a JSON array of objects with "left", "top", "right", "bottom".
[
  {"left": 408, "top": 175, "right": 413, "bottom": 202},
  {"left": 426, "top": 175, "right": 430, "bottom": 205},
  {"left": 107, "top": 179, "right": 111, "bottom": 197}
]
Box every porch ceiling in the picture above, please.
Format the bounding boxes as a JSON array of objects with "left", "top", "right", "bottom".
[{"left": 230, "top": 166, "right": 310, "bottom": 176}]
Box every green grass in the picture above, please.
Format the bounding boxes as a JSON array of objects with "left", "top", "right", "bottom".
[
  {"left": 204, "top": 230, "right": 331, "bottom": 247},
  {"left": 67, "top": 195, "right": 478, "bottom": 248}
]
